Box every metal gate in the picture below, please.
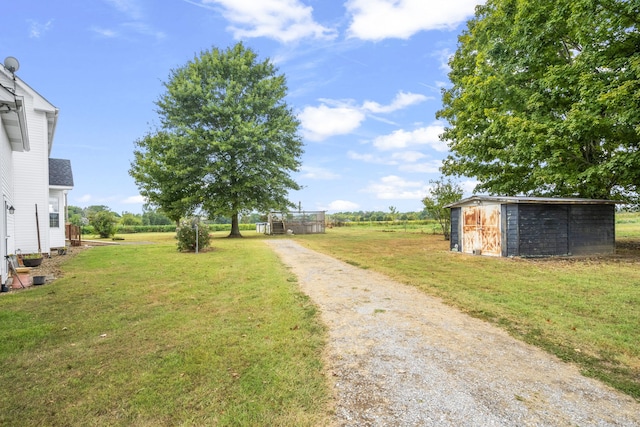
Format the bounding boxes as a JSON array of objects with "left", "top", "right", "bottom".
[{"left": 462, "top": 204, "right": 501, "bottom": 256}]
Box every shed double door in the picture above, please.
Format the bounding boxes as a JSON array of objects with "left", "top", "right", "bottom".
[{"left": 462, "top": 204, "right": 501, "bottom": 256}]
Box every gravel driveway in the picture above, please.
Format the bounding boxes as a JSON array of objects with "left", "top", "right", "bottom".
[{"left": 266, "top": 239, "right": 640, "bottom": 427}]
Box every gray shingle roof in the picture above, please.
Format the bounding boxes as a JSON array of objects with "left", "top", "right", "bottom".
[{"left": 49, "top": 158, "right": 74, "bottom": 187}]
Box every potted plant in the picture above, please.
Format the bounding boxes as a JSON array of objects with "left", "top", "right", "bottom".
[{"left": 21, "top": 253, "right": 43, "bottom": 267}]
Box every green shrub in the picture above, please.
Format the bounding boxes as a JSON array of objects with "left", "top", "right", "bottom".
[
  {"left": 90, "top": 211, "right": 118, "bottom": 238},
  {"left": 176, "top": 224, "right": 211, "bottom": 252}
]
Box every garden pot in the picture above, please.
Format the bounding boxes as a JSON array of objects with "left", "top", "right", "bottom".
[
  {"left": 22, "top": 257, "right": 43, "bottom": 267},
  {"left": 33, "top": 276, "right": 46, "bottom": 286}
]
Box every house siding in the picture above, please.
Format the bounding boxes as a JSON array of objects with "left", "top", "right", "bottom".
[
  {"left": 48, "top": 189, "right": 66, "bottom": 248},
  {"left": 13, "top": 98, "right": 51, "bottom": 254},
  {"left": 1, "top": 115, "right": 15, "bottom": 284},
  {"left": 1, "top": 66, "right": 71, "bottom": 282}
]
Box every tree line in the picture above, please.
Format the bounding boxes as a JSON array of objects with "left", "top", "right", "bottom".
[
  {"left": 67, "top": 205, "right": 444, "bottom": 229},
  {"left": 67, "top": 205, "right": 174, "bottom": 228}
]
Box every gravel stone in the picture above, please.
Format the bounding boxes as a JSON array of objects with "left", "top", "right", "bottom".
[{"left": 266, "top": 239, "right": 640, "bottom": 427}]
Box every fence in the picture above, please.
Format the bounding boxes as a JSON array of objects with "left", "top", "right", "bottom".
[
  {"left": 66, "top": 224, "right": 82, "bottom": 246},
  {"left": 267, "top": 211, "right": 326, "bottom": 235}
]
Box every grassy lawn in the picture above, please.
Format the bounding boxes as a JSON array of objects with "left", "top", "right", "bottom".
[
  {"left": 2, "top": 215, "right": 639, "bottom": 425},
  {"left": 295, "top": 224, "right": 640, "bottom": 400},
  {"left": 0, "top": 234, "right": 331, "bottom": 426}
]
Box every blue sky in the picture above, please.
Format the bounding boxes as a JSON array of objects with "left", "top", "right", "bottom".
[{"left": 3, "top": 0, "right": 482, "bottom": 214}]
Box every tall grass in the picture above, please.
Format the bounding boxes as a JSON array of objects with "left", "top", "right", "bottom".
[{"left": 0, "top": 235, "right": 331, "bottom": 426}]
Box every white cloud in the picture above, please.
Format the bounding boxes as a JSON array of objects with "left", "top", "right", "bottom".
[
  {"left": 399, "top": 160, "right": 442, "bottom": 173},
  {"left": 373, "top": 122, "right": 448, "bottom": 152},
  {"left": 362, "top": 175, "right": 428, "bottom": 200},
  {"left": 362, "top": 91, "right": 428, "bottom": 113},
  {"left": 300, "top": 91, "right": 429, "bottom": 141},
  {"left": 346, "top": 0, "right": 482, "bottom": 41},
  {"left": 299, "top": 104, "right": 365, "bottom": 141},
  {"left": 202, "top": 0, "right": 337, "bottom": 42},
  {"left": 28, "top": 19, "right": 54, "bottom": 39},
  {"left": 98, "top": 0, "right": 165, "bottom": 40},
  {"left": 348, "top": 150, "right": 428, "bottom": 165},
  {"left": 77, "top": 194, "right": 93, "bottom": 203},
  {"left": 327, "top": 200, "right": 360, "bottom": 211},
  {"left": 122, "top": 22, "right": 166, "bottom": 39},
  {"left": 461, "top": 179, "right": 480, "bottom": 195},
  {"left": 104, "top": 0, "right": 144, "bottom": 20},
  {"left": 91, "top": 27, "right": 119, "bottom": 38},
  {"left": 122, "top": 195, "right": 147, "bottom": 204},
  {"left": 347, "top": 151, "right": 395, "bottom": 165},
  {"left": 300, "top": 166, "right": 340, "bottom": 180},
  {"left": 435, "top": 48, "right": 454, "bottom": 73},
  {"left": 390, "top": 151, "right": 427, "bottom": 162}
]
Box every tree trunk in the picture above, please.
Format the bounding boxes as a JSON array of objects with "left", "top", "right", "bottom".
[{"left": 228, "top": 212, "right": 243, "bottom": 238}]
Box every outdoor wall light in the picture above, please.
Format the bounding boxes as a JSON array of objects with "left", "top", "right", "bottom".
[{"left": 7, "top": 205, "right": 15, "bottom": 214}]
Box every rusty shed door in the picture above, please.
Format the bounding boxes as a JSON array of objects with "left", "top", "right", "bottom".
[{"left": 462, "top": 204, "right": 502, "bottom": 256}]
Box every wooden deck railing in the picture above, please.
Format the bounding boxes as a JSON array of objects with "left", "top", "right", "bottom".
[{"left": 66, "top": 223, "right": 82, "bottom": 247}]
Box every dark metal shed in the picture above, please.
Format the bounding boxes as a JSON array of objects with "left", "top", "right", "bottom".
[{"left": 446, "top": 196, "right": 618, "bottom": 257}]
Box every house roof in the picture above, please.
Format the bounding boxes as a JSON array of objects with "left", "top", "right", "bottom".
[
  {"left": 445, "top": 195, "right": 620, "bottom": 208},
  {"left": 49, "top": 158, "right": 74, "bottom": 188},
  {"left": 1, "top": 64, "right": 58, "bottom": 152}
]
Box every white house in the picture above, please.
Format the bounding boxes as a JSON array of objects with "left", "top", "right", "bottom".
[{"left": 1, "top": 57, "right": 73, "bottom": 289}]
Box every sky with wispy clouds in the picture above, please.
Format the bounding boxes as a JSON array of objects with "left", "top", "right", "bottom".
[{"left": 3, "top": 0, "right": 482, "bottom": 214}]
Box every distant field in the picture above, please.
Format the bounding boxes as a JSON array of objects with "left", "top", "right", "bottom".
[{"left": 616, "top": 211, "right": 640, "bottom": 239}]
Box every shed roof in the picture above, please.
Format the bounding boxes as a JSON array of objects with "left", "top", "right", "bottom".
[
  {"left": 445, "top": 195, "right": 619, "bottom": 208},
  {"left": 49, "top": 158, "right": 74, "bottom": 188}
]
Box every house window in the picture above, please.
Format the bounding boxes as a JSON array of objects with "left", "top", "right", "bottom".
[{"left": 49, "top": 197, "right": 59, "bottom": 228}]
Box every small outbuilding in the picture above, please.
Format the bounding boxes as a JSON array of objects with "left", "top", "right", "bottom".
[
  {"left": 266, "top": 211, "right": 326, "bottom": 235},
  {"left": 446, "top": 196, "right": 618, "bottom": 257}
]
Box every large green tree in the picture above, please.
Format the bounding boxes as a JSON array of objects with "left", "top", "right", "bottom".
[
  {"left": 131, "top": 131, "right": 202, "bottom": 226},
  {"left": 438, "top": 0, "right": 640, "bottom": 202},
  {"left": 130, "top": 43, "right": 303, "bottom": 236}
]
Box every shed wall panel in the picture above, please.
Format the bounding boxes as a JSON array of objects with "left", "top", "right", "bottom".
[
  {"left": 518, "top": 205, "right": 569, "bottom": 257},
  {"left": 450, "top": 207, "right": 460, "bottom": 251},
  {"left": 569, "top": 204, "right": 615, "bottom": 255},
  {"left": 504, "top": 204, "right": 519, "bottom": 257}
]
